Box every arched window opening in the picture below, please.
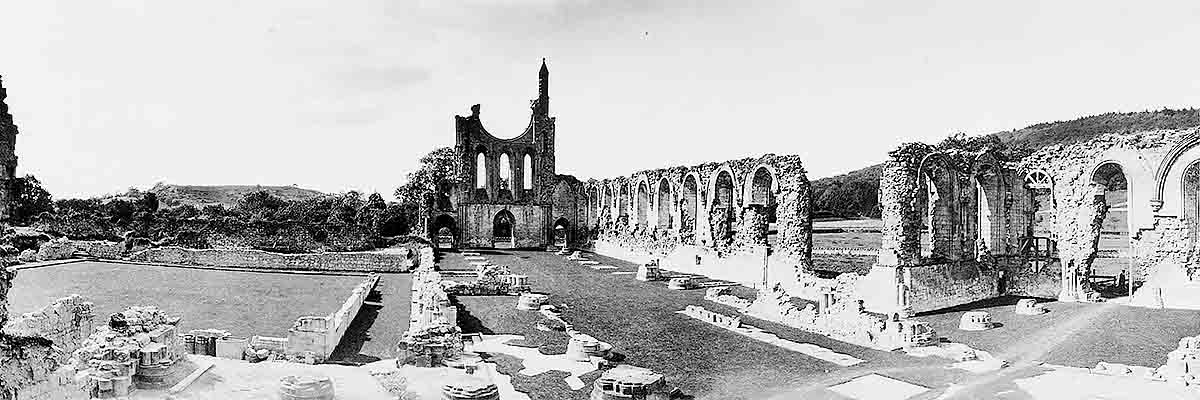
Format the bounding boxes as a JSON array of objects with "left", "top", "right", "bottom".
[
  {"left": 657, "top": 178, "right": 672, "bottom": 229},
  {"left": 1184, "top": 162, "right": 1200, "bottom": 244},
  {"left": 682, "top": 175, "right": 698, "bottom": 234},
  {"left": 637, "top": 181, "right": 650, "bottom": 227},
  {"left": 475, "top": 152, "right": 487, "bottom": 189},
  {"left": 523, "top": 154, "right": 533, "bottom": 192},
  {"left": 711, "top": 171, "right": 735, "bottom": 245},
  {"left": 714, "top": 171, "right": 734, "bottom": 209},
  {"left": 498, "top": 153, "right": 513, "bottom": 201},
  {"left": 918, "top": 171, "right": 937, "bottom": 258},
  {"left": 1022, "top": 170, "right": 1057, "bottom": 268},
  {"left": 1090, "top": 162, "right": 1130, "bottom": 298},
  {"left": 619, "top": 184, "right": 629, "bottom": 218},
  {"left": 975, "top": 177, "right": 993, "bottom": 253},
  {"left": 749, "top": 167, "right": 778, "bottom": 242}
]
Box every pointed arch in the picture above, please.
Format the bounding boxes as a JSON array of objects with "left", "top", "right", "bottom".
[
  {"left": 493, "top": 209, "right": 515, "bottom": 247},
  {"left": 657, "top": 177, "right": 673, "bottom": 229},
  {"left": 636, "top": 179, "right": 650, "bottom": 227},
  {"left": 681, "top": 172, "right": 700, "bottom": 234},
  {"left": 523, "top": 153, "right": 534, "bottom": 194}
]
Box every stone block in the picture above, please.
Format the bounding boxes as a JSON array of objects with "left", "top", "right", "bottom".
[
  {"left": 278, "top": 374, "right": 334, "bottom": 400},
  {"left": 1015, "top": 299, "right": 1047, "bottom": 315}
]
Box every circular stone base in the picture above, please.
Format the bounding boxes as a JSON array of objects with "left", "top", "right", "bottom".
[{"left": 958, "top": 311, "right": 994, "bottom": 331}]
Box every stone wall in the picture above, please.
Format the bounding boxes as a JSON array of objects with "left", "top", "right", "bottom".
[
  {"left": 71, "top": 240, "right": 125, "bottom": 260},
  {"left": 286, "top": 274, "right": 379, "bottom": 361},
  {"left": 905, "top": 262, "right": 999, "bottom": 313},
  {"left": 0, "top": 268, "right": 58, "bottom": 398},
  {"left": 457, "top": 203, "right": 548, "bottom": 248},
  {"left": 864, "top": 127, "right": 1200, "bottom": 311},
  {"left": 127, "top": 246, "right": 417, "bottom": 272},
  {"left": 397, "top": 255, "right": 463, "bottom": 367},
  {"left": 2, "top": 295, "right": 95, "bottom": 360},
  {"left": 587, "top": 153, "right": 813, "bottom": 288},
  {"left": 33, "top": 238, "right": 75, "bottom": 262}
]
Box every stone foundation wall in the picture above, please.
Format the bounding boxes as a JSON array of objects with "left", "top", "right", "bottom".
[
  {"left": 2, "top": 295, "right": 95, "bottom": 360},
  {"left": 593, "top": 240, "right": 795, "bottom": 288},
  {"left": 458, "top": 203, "right": 549, "bottom": 248},
  {"left": 905, "top": 262, "right": 998, "bottom": 313},
  {"left": 996, "top": 256, "right": 1061, "bottom": 299},
  {"left": 72, "top": 240, "right": 126, "bottom": 259},
  {"left": 286, "top": 274, "right": 379, "bottom": 361},
  {"left": 0, "top": 267, "right": 61, "bottom": 398},
  {"left": 128, "top": 246, "right": 417, "bottom": 272}
]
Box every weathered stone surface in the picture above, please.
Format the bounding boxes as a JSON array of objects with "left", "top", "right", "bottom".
[
  {"left": 2, "top": 294, "right": 95, "bottom": 358},
  {"left": 129, "top": 246, "right": 417, "bottom": 272}
]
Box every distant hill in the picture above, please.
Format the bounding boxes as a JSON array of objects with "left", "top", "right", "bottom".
[
  {"left": 149, "top": 183, "right": 326, "bottom": 209},
  {"left": 813, "top": 108, "right": 1200, "bottom": 218}
]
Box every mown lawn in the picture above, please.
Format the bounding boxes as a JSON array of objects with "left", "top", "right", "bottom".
[
  {"left": 445, "top": 250, "right": 947, "bottom": 400},
  {"left": 8, "top": 261, "right": 368, "bottom": 338}
]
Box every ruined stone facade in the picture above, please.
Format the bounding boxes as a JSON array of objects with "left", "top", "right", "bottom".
[
  {"left": 856, "top": 127, "right": 1200, "bottom": 314},
  {"left": 429, "top": 61, "right": 816, "bottom": 284},
  {"left": 587, "top": 155, "right": 814, "bottom": 288},
  {"left": 0, "top": 76, "right": 20, "bottom": 221},
  {"left": 431, "top": 60, "right": 589, "bottom": 249}
]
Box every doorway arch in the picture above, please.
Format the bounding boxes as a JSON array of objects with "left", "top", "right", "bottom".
[
  {"left": 553, "top": 217, "right": 570, "bottom": 247},
  {"left": 493, "top": 209, "right": 515, "bottom": 248},
  {"left": 433, "top": 214, "right": 456, "bottom": 249}
]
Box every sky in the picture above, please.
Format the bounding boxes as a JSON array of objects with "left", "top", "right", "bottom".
[{"left": 3, "top": 0, "right": 1200, "bottom": 200}]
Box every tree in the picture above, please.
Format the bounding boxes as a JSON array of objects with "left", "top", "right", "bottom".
[
  {"left": 235, "top": 190, "right": 286, "bottom": 222},
  {"left": 323, "top": 191, "right": 360, "bottom": 225},
  {"left": 394, "top": 147, "right": 459, "bottom": 210},
  {"left": 10, "top": 174, "right": 53, "bottom": 225}
]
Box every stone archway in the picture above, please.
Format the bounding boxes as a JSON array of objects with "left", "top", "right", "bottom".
[
  {"left": 657, "top": 177, "right": 672, "bottom": 230},
  {"left": 637, "top": 181, "right": 650, "bottom": 228},
  {"left": 682, "top": 174, "right": 699, "bottom": 236},
  {"left": 433, "top": 214, "right": 456, "bottom": 249},
  {"left": 554, "top": 217, "right": 570, "bottom": 247},
  {"left": 493, "top": 210, "right": 515, "bottom": 248},
  {"left": 1183, "top": 160, "right": 1200, "bottom": 244},
  {"left": 710, "top": 170, "right": 736, "bottom": 246},
  {"left": 1085, "top": 162, "right": 1130, "bottom": 299}
]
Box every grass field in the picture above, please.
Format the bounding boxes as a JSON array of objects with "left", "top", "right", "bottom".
[
  {"left": 812, "top": 232, "right": 882, "bottom": 249},
  {"left": 8, "top": 261, "right": 367, "bottom": 338},
  {"left": 445, "top": 251, "right": 946, "bottom": 400},
  {"left": 327, "top": 273, "right": 413, "bottom": 364},
  {"left": 449, "top": 249, "right": 1200, "bottom": 399}
]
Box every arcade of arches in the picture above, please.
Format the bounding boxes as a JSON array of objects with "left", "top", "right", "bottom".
[
  {"left": 856, "top": 127, "right": 1200, "bottom": 315},
  {"left": 586, "top": 154, "right": 813, "bottom": 288}
]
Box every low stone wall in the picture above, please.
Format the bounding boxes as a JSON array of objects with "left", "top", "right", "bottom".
[
  {"left": 595, "top": 240, "right": 801, "bottom": 289},
  {"left": 128, "top": 246, "right": 416, "bottom": 273},
  {"left": 811, "top": 247, "right": 880, "bottom": 256},
  {"left": 906, "top": 262, "right": 999, "bottom": 313},
  {"left": 397, "top": 257, "right": 464, "bottom": 367},
  {"left": 72, "top": 240, "right": 126, "bottom": 259},
  {"left": 286, "top": 274, "right": 379, "bottom": 361},
  {"left": 997, "top": 257, "right": 1061, "bottom": 299},
  {"left": 34, "top": 238, "right": 76, "bottom": 261},
  {"left": 707, "top": 285, "right": 938, "bottom": 351}
]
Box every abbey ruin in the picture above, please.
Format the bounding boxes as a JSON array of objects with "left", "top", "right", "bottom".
[
  {"left": 4, "top": 58, "right": 1200, "bottom": 400},
  {"left": 428, "top": 61, "right": 815, "bottom": 290}
]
